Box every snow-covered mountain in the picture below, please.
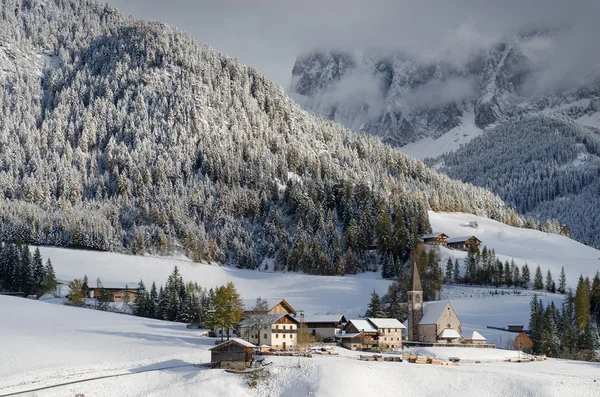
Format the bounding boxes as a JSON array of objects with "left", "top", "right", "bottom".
[
  {"left": 290, "top": 30, "right": 600, "bottom": 148},
  {"left": 0, "top": 0, "right": 532, "bottom": 275}
]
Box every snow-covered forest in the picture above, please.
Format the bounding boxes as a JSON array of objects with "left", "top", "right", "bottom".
[
  {"left": 434, "top": 115, "right": 600, "bottom": 247},
  {"left": 0, "top": 0, "right": 528, "bottom": 274}
]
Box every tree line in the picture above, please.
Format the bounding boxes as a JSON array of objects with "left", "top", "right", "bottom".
[
  {"left": 528, "top": 272, "right": 600, "bottom": 361},
  {"left": 0, "top": 243, "right": 58, "bottom": 296}
]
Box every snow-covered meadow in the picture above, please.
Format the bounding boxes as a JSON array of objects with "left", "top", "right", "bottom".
[
  {"left": 1, "top": 296, "right": 599, "bottom": 397},
  {"left": 2, "top": 211, "right": 600, "bottom": 396}
]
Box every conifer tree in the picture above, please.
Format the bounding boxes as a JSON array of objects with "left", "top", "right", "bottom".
[
  {"left": 365, "top": 290, "right": 386, "bottom": 318},
  {"left": 545, "top": 270, "right": 554, "bottom": 292},
  {"left": 96, "top": 278, "right": 110, "bottom": 311},
  {"left": 41, "top": 259, "right": 58, "bottom": 295},
  {"left": 522, "top": 264, "right": 531, "bottom": 288},
  {"left": 529, "top": 294, "right": 543, "bottom": 353},
  {"left": 558, "top": 266, "right": 567, "bottom": 294},
  {"left": 453, "top": 259, "right": 460, "bottom": 283},
  {"left": 574, "top": 276, "right": 591, "bottom": 331},
  {"left": 32, "top": 248, "right": 45, "bottom": 293},
  {"left": 534, "top": 266, "right": 544, "bottom": 290},
  {"left": 149, "top": 281, "right": 158, "bottom": 319},
  {"left": 68, "top": 279, "right": 85, "bottom": 307},
  {"left": 445, "top": 257, "right": 453, "bottom": 283}
]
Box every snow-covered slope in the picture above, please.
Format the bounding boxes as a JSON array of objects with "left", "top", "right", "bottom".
[
  {"left": 2, "top": 296, "right": 599, "bottom": 397},
  {"left": 430, "top": 211, "right": 600, "bottom": 287}
]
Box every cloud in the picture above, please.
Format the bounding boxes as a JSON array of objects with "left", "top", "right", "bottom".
[{"left": 106, "top": 0, "right": 600, "bottom": 93}]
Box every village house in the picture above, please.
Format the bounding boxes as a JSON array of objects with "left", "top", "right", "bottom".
[
  {"left": 339, "top": 319, "right": 378, "bottom": 351},
  {"left": 339, "top": 318, "right": 405, "bottom": 350},
  {"left": 210, "top": 338, "right": 256, "bottom": 370},
  {"left": 302, "top": 314, "right": 347, "bottom": 340},
  {"left": 447, "top": 236, "right": 481, "bottom": 251},
  {"left": 88, "top": 282, "right": 139, "bottom": 303},
  {"left": 238, "top": 313, "right": 299, "bottom": 350},
  {"left": 408, "top": 263, "right": 463, "bottom": 344},
  {"left": 421, "top": 232, "right": 449, "bottom": 246},
  {"left": 243, "top": 298, "right": 297, "bottom": 317}
]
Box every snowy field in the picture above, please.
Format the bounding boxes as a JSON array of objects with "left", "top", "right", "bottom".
[
  {"left": 1, "top": 296, "right": 599, "bottom": 397},
  {"left": 3, "top": 211, "right": 600, "bottom": 395}
]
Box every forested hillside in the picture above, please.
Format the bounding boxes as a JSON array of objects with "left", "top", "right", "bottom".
[
  {"left": 0, "top": 0, "right": 524, "bottom": 275},
  {"left": 434, "top": 115, "right": 600, "bottom": 246}
]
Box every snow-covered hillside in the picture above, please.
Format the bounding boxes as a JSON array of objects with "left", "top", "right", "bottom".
[
  {"left": 1, "top": 296, "right": 599, "bottom": 397},
  {"left": 430, "top": 211, "right": 600, "bottom": 287}
]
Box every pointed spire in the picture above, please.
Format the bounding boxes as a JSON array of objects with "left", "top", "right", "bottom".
[{"left": 411, "top": 262, "right": 422, "bottom": 292}]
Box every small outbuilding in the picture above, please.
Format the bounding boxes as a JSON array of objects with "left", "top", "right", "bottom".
[
  {"left": 464, "top": 331, "right": 487, "bottom": 345},
  {"left": 210, "top": 338, "right": 256, "bottom": 370}
]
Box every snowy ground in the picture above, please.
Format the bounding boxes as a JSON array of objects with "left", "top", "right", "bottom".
[
  {"left": 1, "top": 296, "right": 599, "bottom": 397},
  {"left": 400, "top": 111, "right": 483, "bottom": 160}
]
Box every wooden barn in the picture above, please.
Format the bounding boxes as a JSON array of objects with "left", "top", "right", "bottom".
[
  {"left": 446, "top": 236, "right": 481, "bottom": 251},
  {"left": 210, "top": 338, "right": 256, "bottom": 370},
  {"left": 421, "top": 232, "right": 449, "bottom": 246}
]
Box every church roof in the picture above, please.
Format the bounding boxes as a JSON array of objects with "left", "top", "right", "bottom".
[
  {"left": 465, "top": 331, "right": 486, "bottom": 341},
  {"left": 419, "top": 301, "right": 452, "bottom": 325},
  {"left": 439, "top": 328, "right": 461, "bottom": 339},
  {"left": 410, "top": 262, "right": 422, "bottom": 292}
]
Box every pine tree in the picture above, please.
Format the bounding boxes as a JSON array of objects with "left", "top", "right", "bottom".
[
  {"left": 589, "top": 271, "right": 600, "bottom": 322},
  {"left": 382, "top": 280, "right": 407, "bottom": 322},
  {"left": 96, "top": 278, "right": 110, "bottom": 311},
  {"left": 149, "top": 281, "right": 158, "bottom": 319},
  {"left": 558, "top": 266, "right": 567, "bottom": 294},
  {"left": 134, "top": 280, "right": 148, "bottom": 317},
  {"left": 522, "top": 264, "right": 531, "bottom": 289},
  {"left": 41, "top": 259, "right": 58, "bottom": 295},
  {"left": 19, "top": 245, "right": 33, "bottom": 295},
  {"left": 534, "top": 266, "right": 544, "bottom": 290},
  {"left": 545, "top": 270, "right": 554, "bottom": 292},
  {"left": 381, "top": 252, "right": 395, "bottom": 279},
  {"left": 365, "top": 290, "right": 386, "bottom": 318},
  {"left": 32, "top": 247, "right": 45, "bottom": 294},
  {"left": 529, "top": 294, "right": 543, "bottom": 353},
  {"left": 445, "top": 257, "right": 453, "bottom": 283},
  {"left": 453, "top": 259, "right": 460, "bottom": 283}
]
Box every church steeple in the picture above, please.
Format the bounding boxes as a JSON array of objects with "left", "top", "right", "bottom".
[
  {"left": 411, "top": 262, "right": 422, "bottom": 292},
  {"left": 408, "top": 262, "right": 424, "bottom": 341}
]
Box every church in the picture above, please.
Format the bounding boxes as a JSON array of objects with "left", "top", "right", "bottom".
[{"left": 407, "top": 263, "right": 463, "bottom": 344}]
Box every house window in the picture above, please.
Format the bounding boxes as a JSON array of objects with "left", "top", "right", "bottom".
[
  {"left": 276, "top": 334, "right": 279, "bottom": 338},
  {"left": 275, "top": 325, "right": 279, "bottom": 329},
  {"left": 264, "top": 333, "right": 267, "bottom": 339}
]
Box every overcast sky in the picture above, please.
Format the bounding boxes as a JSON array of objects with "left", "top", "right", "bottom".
[{"left": 106, "top": 0, "right": 599, "bottom": 91}]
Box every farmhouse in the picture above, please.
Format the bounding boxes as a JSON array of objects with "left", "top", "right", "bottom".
[
  {"left": 302, "top": 314, "right": 347, "bottom": 340},
  {"left": 339, "top": 319, "right": 378, "bottom": 351},
  {"left": 408, "top": 263, "right": 462, "bottom": 343},
  {"left": 339, "top": 318, "right": 405, "bottom": 350},
  {"left": 238, "top": 313, "right": 299, "bottom": 350},
  {"left": 447, "top": 236, "right": 481, "bottom": 251},
  {"left": 243, "top": 298, "right": 297, "bottom": 317},
  {"left": 210, "top": 338, "right": 255, "bottom": 370},
  {"left": 88, "top": 282, "right": 139, "bottom": 303},
  {"left": 421, "top": 232, "right": 449, "bottom": 246}
]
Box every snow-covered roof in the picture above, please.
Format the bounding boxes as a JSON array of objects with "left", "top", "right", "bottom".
[
  {"left": 465, "top": 331, "right": 486, "bottom": 341},
  {"left": 447, "top": 236, "right": 480, "bottom": 244},
  {"left": 368, "top": 318, "right": 406, "bottom": 329},
  {"left": 421, "top": 232, "right": 448, "bottom": 239},
  {"left": 302, "top": 314, "right": 346, "bottom": 324},
  {"left": 419, "top": 301, "right": 451, "bottom": 325},
  {"left": 338, "top": 332, "right": 364, "bottom": 339},
  {"left": 439, "top": 328, "right": 461, "bottom": 339},
  {"left": 239, "top": 313, "right": 285, "bottom": 327},
  {"left": 346, "top": 319, "right": 376, "bottom": 332},
  {"left": 210, "top": 338, "right": 256, "bottom": 350}
]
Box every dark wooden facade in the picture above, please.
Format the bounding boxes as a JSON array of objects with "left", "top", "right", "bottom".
[
  {"left": 447, "top": 236, "right": 481, "bottom": 251},
  {"left": 210, "top": 339, "right": 255, "bottom": 370},
  {"left": 422, "top": 233, "right": 449, "bottom": 246}
]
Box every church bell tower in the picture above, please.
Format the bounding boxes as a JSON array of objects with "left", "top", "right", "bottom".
[{"left": 407, "top": 262, "right": 423, "bottom": 341}]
